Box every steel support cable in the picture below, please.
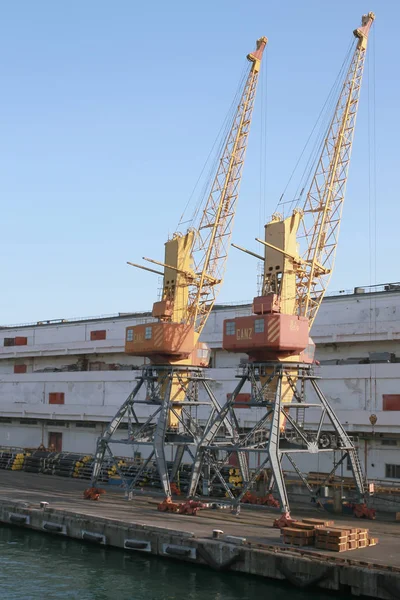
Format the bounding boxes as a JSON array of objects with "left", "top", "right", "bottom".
[
  {"left": 296, "top": 14, "right": 374, "bottom": 324},
  {"left": 192, "top": 62, "right": 250, "bottom": 223},
  {"left": 368, "top": 29, "right": 373, "bottom": 412},
  {"left": 373, "top": 27, "right": 378, "bottom": 347},
  {"left": 255, "top": 47, "right": 269, "bottom": 300},
  {"left": 289, "top": 40, "right": 355, "bottom": 216},
  {"left": 190, "top": 55, "right": 265, "bottom": 333},
  {"left": 258, "top": 53, "right": 265, "bottom": 238},
  {"left": 177, "top": 61, "right": 249, "bottom": 230},
  {"left": 258, "top": 48, "right": 269, "bottom": 234},
  {"left": 289, "top": 39, "right": 355, "bottom": 215},
  {"left": 180, "top": 63, "right": 249, "bottom": 228},
  {"left": 275, "top": 38, "right": 355, "bottom": 217},
  {"left": 191, "top": 102, "right": 238, "bottom": 226},
  {"left": 368, "top": 26, "right": 378, "bottom": 424},
  {"left": 373, "top": 26, "right": 377, "bottom": 296},
  {"left": 262, "top": 50, "right": 269, "bottom": 226},
  {"left": 192, "top": 103, "right": 236, "bottom": 224},
  {"left": 189, "top": 55, "right": 258, "bottom": 238}
]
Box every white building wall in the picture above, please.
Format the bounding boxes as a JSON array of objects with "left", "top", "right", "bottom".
[
  {"left": 316, "top": 341, "right": 400, "bottom": 362},
  {"left": 311, "top": 291, "right": 400, "bottom": 344},
  {"left": 0, "top": 289, "right": 399, "bottom": 478},
  {"left": 0, "top": 364, "right": 397, "bottom": 431},
  {"left": 1, "top": 290, "right": 399, "bottom": 360}
]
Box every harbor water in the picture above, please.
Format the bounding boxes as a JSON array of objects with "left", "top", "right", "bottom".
[{"left": 0, "top": 524, "right": 348, "bottom": 600}]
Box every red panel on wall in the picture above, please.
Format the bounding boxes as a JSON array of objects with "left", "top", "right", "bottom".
[
  {"left": 228, "top": 453, "right": 239, "bottom": 467},
  {"left": 48, "top": 432, "right": 62, "bottom": 452},
  {"left": 90, "top": 330, "right": 107, "bottom": 341},
  {"left": 227, "top": 393, "right": 251, "bottom": 409},
  {"left": 15, "top": 337, "right": 28, "bottom": 346},
  {"left": 49, "top": 392, "right": 65, "bottom": 405},
  {"left": 383, "top": 395, "right": 400, "bottom": 411},
  {"left": 14, "top": 365, "right": 27, "bottom": 374}
]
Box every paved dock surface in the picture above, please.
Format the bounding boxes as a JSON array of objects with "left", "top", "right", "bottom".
[{"left": 1, "top": 470, "right": 399, "bottom": 569}]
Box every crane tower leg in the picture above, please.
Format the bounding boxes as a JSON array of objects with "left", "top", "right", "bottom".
[
  {"left": 91, "top": 365, "right": 235, "bottom": 499},
  {"left": 188, "top": 363, "right": 369, "bottom": 516},
  {"left": 266, "top": 374, "right": 290, "bottom": 513}
]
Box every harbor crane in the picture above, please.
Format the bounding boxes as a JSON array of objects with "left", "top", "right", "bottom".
[
  {"left": 90, "top": 36, "right": 268, "bottom": 499},
  {"left": 188, "top": 13, "right": 375, "bottom": 522}
]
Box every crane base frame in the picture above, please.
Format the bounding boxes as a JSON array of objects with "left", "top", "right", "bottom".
[
  {"left": 91, "top": 365, "right": 231, "bottom": 499},
  {"left": 188, "top": 362, "right": 368, "bottom": 514}
]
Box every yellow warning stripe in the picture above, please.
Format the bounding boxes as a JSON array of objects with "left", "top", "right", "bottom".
[{"left": 153, "top": 329, "right": 163, "bottom": 347}]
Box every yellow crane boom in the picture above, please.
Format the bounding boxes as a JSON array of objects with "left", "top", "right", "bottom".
[
  {"left": 190, "top": 36, "right": 267, "bottom": 336},
  {"left": 223, "top": 13, "right": 374, "bottom": 425},
  {"left": 91, "top": 36, "right": 268, "bottom": 501},
  {"left": 298, "top": 12, "right": 375, "bottom": 326},
  {"left": 126, "top": 36, "right": 267, "bottom": 366}
]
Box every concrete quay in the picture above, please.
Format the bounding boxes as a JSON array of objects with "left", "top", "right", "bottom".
[{"left": 0, "top": 471, "right": 400, "bottom": 599}]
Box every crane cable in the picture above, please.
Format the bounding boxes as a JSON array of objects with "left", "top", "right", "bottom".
[
  {"left": 274, "top": 37, "right": 355, "bottom": 219},
  {"left": 368, "top": 24, "right": 377, "bottom": 436},
  {"left": 259, "top": 43, "right": 268, "bottom": 235},
  {"left": 290, "top": 38, "right": 355, "bottom": 215},
  {"left": 289, "top": 38, "right": 354, "bottom": 216},
  {"left": 176, "top": 60, "right": 249, "bottom": 233},
  {"left": 257, "top": 47, "right": 269, "bottom": 293}
]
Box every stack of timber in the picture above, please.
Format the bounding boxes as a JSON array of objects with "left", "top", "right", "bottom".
[
  {"left": 282, "top": 524, "right": 316, "bottom": 547},
  {"left": 281, "top": 518, "right": 333, "bottom": 547},
  {"left": 282, "top": 518, "right": 378, "bottom": 552}
]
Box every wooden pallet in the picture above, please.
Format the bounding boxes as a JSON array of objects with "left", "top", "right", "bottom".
[
  {"left": 282, "top": 526, "right": 315, "bottom": 547},
  {"left": 368, "top": 537, "right": 379, "bottom": 546},
  {"left": 282, "top": 536, "right": 315, "bottom": 547},
  {"left": 282, "top": 519, "right": 378, "bottom": 553},
  {"left": 289, "top": 522, "right": 315, "bottom": 530},
  {"left": 315, "top": 541, "right": 348, "bottom": 552},
  {"left": 302, "top": 518, "right": 334, "bottom": 527}
]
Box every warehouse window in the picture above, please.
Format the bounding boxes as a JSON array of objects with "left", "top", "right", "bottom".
[
  {"left": 75, "top": 422, "right": 97, "bottom": 428},
  {"left": 382, "top": 439, "right": 398, "bottom": 446},
  {"left": 126, "top": 329, "right": 133, "bottom": 342},
  {"left": 145, "top": 326, "right": 152, "bottom": 340},
  {"left": 225, "top": 321, "right": 235, "bottom": 336},
  {"left": 19, "top": 418, "right": 38, "bottom": 425},
  {"left": 385, "top": 464, "right": 400, "bottom": 479},
  {"left": 254, "top": 319, "right": 264, "bottom": 333}
]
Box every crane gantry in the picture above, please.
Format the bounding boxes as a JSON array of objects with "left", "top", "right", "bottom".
[
  {"left": 90, "top": 36, "right": 268, "bottom": 500},
  {"left": 188, "top": 13, "right": 375, "bottom": 522}
]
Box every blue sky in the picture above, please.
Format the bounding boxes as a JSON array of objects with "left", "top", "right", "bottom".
[{"left": 0, "top": 1, "right": 396, "bottom": 323}]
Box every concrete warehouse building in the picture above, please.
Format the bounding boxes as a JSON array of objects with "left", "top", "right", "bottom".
[{"left": 0, "top": 282, "right": 399, "bottom": 483}]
